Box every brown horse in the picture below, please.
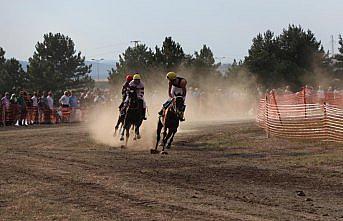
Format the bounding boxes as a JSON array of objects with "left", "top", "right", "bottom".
[{"left": 152, "top": 96, "right": 184, "bottom": 154}]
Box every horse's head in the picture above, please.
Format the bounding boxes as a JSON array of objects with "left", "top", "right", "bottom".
[
  {"left": 172, "top": 95, "right": 184, "bottom": 118},
  {"left": 174, "top": 96, "right": 184, "bottom": 111},
  {"left": 128, "top": 89, "right": 137, "bottom": 99},
  {"left": 127, "top": 89, "right": 138, "bottom": 108}
]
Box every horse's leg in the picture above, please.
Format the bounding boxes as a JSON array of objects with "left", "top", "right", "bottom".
[
  {"left": 162, "top": 129, "right": 173, "bottom": 152},
  {"left": 155, "top": 120, "right": 163, "bottom": 150},
  {"left": 136, "top": 118, "right": 143, "bottom": 139},
  {"left": 167, "top": 128, "right": 177, "bottom": 149},
  {"left": 133, "top": 126, "right": 137, "bottom": 141},
  {"left": 114, "top": 116, "right": 121, "bottom": 136},
  {"left": 120, "top": 122, "right": 125, "bottom": 141},
  {"left": 161, "top": 127, "right": 168, "bottom": 146},
  {"left": 125, "top": 127, "right": 130, "bottom": 147},
  {"left": 135, "top": 125, "right": 140, "bottom": 139}
]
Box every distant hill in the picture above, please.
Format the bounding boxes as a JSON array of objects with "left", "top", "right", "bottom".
[{"left": 18, "top": 60, "right": 117, "bottom": 81}]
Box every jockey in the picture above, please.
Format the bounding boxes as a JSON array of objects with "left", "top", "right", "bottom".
[
  {"left": 118, "top": 74, "right": 133, "bottom": 111},
  {"left": 126, "top": 73, "right": 147, "bottom": 120},
  {"left": 159, "top": 72, "right": 187, "bottom": 121}
]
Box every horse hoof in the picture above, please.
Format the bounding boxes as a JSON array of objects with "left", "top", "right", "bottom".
[
  {"left": 166, "top": 145, "right": 171, "bottom": 149},
  {"left": 133, "top": 137, "right": 137, "bottom": 141},
  {"left": 150, "top": 149, "right": 160, "bottom": 154},
  {"left": 137, "top": 134, "right": 141, "bottom": 139},
  {"left": 121, "top": 145, "right": 126, "bottom": 149},
  {"left": 160, "top": 151, "right": 168, "bottom": 155},
  {"left": 120, "top": 137, "right": 124, "bottom": 141}
]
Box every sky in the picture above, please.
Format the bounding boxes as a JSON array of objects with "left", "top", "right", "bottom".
[{"left": 1, "top": 0, "right": 342, "bottom": 63}]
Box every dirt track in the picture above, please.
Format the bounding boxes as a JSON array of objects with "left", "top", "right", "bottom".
[{"left": 0, "top": 121, "right": 343, "bottom": 220}]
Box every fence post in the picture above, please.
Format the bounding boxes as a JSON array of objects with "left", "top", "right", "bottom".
[
  {"left": 303, "top": 86, "right": 307, "bottom": 118},
  {"left": 323, "top": 102, "right": 328, "bottom": 143},
  {"left": 265, "top": 93, "right": 270, "bottom": 138},
  {"left": 272, "top": 90, "right": 283, "bottom": 126}
]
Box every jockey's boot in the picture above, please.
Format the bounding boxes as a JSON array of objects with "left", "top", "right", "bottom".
[
  {"left": 158, "top": 108, "right": 164, "bottom": 116},
  {"left": 179, "top": 111, "right": 185, "bottom": 122},
  {"left": 118, "top": 102, "right": 123, "bottom": 110},
  {"left": 143, "top": 108, "right": 147, "bottom": 120}
]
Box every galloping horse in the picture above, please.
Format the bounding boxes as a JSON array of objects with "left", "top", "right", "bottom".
[
  {"left": 120, "top": 90, "right": 144, "bottom": 147},
  {"left": 152, "top": 95, "right": 184, "bottom": 154}
]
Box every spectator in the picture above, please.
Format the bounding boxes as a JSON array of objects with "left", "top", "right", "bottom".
[
  {"left": 47, "top": 91, "right": 54, "bottom": 110},
  {"left": 1, "top": 92, "right": 10, "bottom": 110},
  {"left": 9, "top": 94, "right": 18, "bottom": 126},
  {"left": 59, "top": 91, "right": 70, "bottom": 107},
  {"left": 17, "top": 91, "right": 27, "bottom": 126},
  {"left": 94, "top": 91, "right": 106, "bottom": 104},
  {"left": 31, "top": 92, "right": 39, "bottom": 124},
  {"left": 40, "top": 91, "right": 50, "bottom": 124},
  {"left": 69, "top": 90, "right": 79, "bottom": 122},
  {"left": 26, "top": 92, "right": 33, "bottom": 125},
  {"left": 69, "top": 90, "right": 78, "bottom": 108}
]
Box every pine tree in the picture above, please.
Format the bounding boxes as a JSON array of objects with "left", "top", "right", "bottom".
[
  {"left": 244, "top": 25, "right": 326, "bottom": 90},
  {"left": 154, "top": 37, "right": 185, "bottom": 71},
  {"left": 0, "top": 48, "right": 6, "bottom": 91},
  {"left": 108, "top": 44, "right": 155, "bottom": 86},
  {"left": 3, "top": 58, "right": 28, "bottom": 92},
  {"left": 0, "top": 47, "right": 27, "bottom": 93},
  {"left": 333, "top": 35, "right": 343, "bottom": 81},
  {"left": 27, "top": 33, "right": 93, "bottom": 93}
]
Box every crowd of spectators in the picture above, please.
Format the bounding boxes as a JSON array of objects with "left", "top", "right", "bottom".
[
  {"left": 0, "top": 88, "right": 118, "bottom": 127},
  {"left": 0, "top": 90, "right": 82, "bottom": 127}
]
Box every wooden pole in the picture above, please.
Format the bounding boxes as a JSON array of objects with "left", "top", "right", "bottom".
[
  {"left": 303, "top": 86, "right": 307, "bottom": 119},
  {"left": 265, "top": 93, "right": 270, "bottom": 138},
  {"left": 272, "top": 90, "right": 283, "bottom": 126},
  {"left": 323, "top": 102, "right": 328, "bottom": 143}
]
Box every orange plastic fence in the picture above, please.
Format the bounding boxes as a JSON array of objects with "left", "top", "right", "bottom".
[
  {"left": 1, "top": 105, "right": 84, "bottom": 126},
  {"left": 256, "top": 87, "right": 343, "bottom": 143}
]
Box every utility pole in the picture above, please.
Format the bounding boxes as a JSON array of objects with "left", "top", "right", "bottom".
[
  {"left": 331, "top": 35, "right": 335, "bottom": 57},
  {"left": 130, "top": 40, "right": 141, "bottom": 47},
  {"left": 91, "top": 58, "right": 104, "bottom": 81}
]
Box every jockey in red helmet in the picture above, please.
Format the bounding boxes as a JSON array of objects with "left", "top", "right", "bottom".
[{"left": 119, "top": 74, "right": 133, "bottom": 111}]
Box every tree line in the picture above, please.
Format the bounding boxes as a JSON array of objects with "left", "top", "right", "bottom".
[
  {"left": 0, "top": 33, "right": 93, "bottom": 95},
  {"left": 108, "top": 37, "right": 220, "bottom": 89},
  {"left": 244, "top": 25, "right": 343, "bottom": 91},
  {"left": 1, "top": 25, "right": 343, "bottom": 96},
  {"left": 109, "top": 25, "right": 343, "bottom": 92}
]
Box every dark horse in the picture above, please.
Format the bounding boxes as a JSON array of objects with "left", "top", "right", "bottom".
[
  {"left": 152, "top": 96, "right": 184, "bottom": 154},
  {"left": 120, "top": 90, "right": 144, "bottom": 147}
]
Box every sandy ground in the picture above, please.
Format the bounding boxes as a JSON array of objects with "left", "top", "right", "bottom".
[{"left": 0, "top": 120, "right": 343, "bottom": 221}]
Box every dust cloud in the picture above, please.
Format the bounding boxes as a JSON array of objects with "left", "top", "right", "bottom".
[{"left": 86, "top": 70, "right": 258, "bottom": 149}]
